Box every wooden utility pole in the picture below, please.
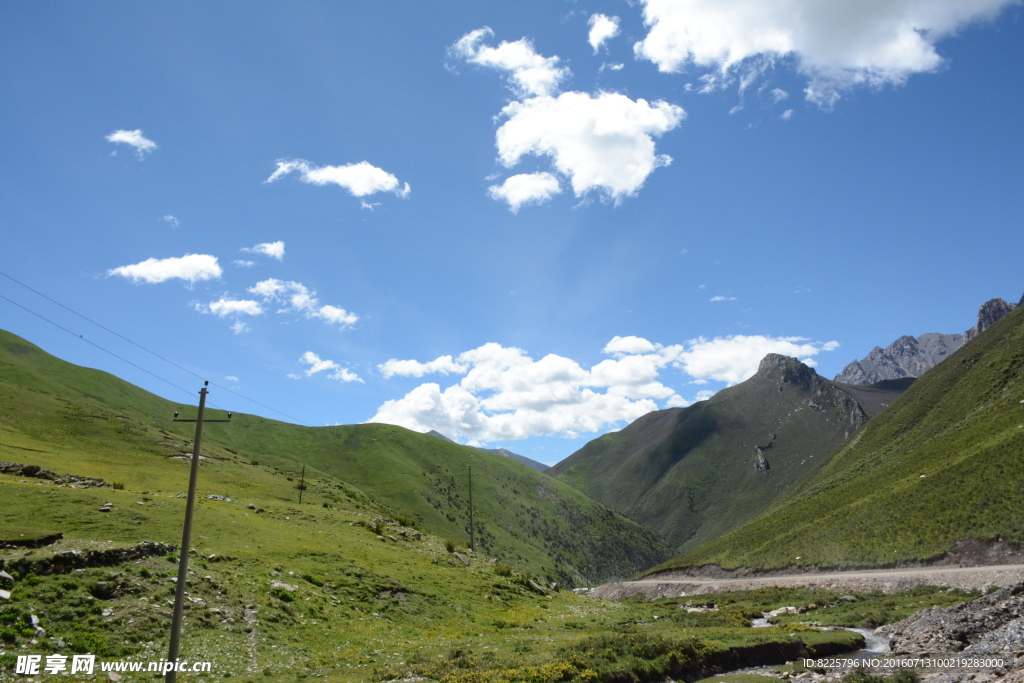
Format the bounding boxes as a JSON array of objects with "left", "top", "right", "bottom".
[
  {"left": 468, "top": 463, "right": 474, "bottom": 552},
  {"left": 298, "top": 465, "right": 306, "bottom": 504},
  {"left": 166, "top": 382, "right": 230, "bottom": 683}
]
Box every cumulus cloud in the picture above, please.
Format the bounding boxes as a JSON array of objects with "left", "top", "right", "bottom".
[
  {"left": 451, "top": 27, "right": 570, "bottom": 97},
  {"left": 588, "top": 14, "right": 621, "bottom": 53},
  {"left": 487, "top": 172, "right": 562, "bottom": 212},
  {"left": 379, "top": 355, "right": 469, "bottom": 379},
  {"left": 266, "top": 159, "right": 410, "bottom": 199},
  {"left": 241, "top": 241, "right": 285, "bottom": 260},
  {"left": 369, "top": 333, "right": 838, "bottom": 443},
  {"left": 248, "top": 278, "right": 358, "bottom": 328},
  {"left": 293, "top": 351, "right": 362, "bottom": 383},
  {"left": 108, "top": 254, "right": 221, "bottom": 285},
  {"left": 633, "top": 0, "right": 1016, "bottom": 107},
  {"left": 106, "top": 129, "right": 158, "bottom": 158},
  {"left": 495, "top": 91, "right": 684, "bottom": 202}
]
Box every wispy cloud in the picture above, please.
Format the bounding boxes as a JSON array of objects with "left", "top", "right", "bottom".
[
  {"left": 451, "top": 27, "right": 570, "bottom": 97},
  {"left": 248, "top": 278, "right": 358, "bottom": 328},
  {"left": 161, "top": 215, "right": 180, "bottom": 228},
  {"left": 106, "top": 129, "right": 158, "bottom": 159},
  {"left": 292, "top": 351, "right": 363, "bottom": 383},
  {"left": 710, "top": 295, "right": 737, "bottom": 302},
  {"left": 241, "top": 240, "right": 285, "bottom": 261},
  {"left": 266, "top": 159, "right": 410, "bottom": 199},
  {"left": 108, "top": 254, "right": 221, "bottom": 285}
]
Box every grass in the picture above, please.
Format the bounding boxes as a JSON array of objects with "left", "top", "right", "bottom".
[{"left": 0, "top": 328, "right": 672, "bottom": 586}]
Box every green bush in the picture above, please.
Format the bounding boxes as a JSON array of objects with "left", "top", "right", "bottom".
[
  {"left": 444, "top": 538, "right": 456, "bottom": 553},
  {"left": 493, "top": 562, "right": 513, "bottom": 577}
]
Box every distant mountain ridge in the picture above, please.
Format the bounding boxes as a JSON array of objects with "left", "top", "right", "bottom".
[
  {"left": 550, "top": 354, "right": 906, "bottom": 551},
  {"left": 834, "top": 295, "right": 1020, "bottom": 385},
  {"left": 426, "top": 430, "right": 549, "bottom": 472}
]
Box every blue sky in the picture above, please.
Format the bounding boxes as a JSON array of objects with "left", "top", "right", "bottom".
[{"left": 2, "top": 1, "right": 1022, "bottom": 465}]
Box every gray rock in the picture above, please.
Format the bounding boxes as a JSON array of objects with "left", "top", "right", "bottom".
[
  {"left": 0, "top": 589, "right": 10, "bottom": 600},
  {"left": 453, "top": 552, "right": 470, "bottom": 566},
  {"left": 965, "top": 298, "right": 1017, "bottom": 342},
  {"left": 270, "top": 581, "right": 296, "bottom": 592},
  {"left": 883, "top": 582, "right": 1024, "bottom": 656}
]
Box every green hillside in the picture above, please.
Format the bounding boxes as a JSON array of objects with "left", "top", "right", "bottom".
[
  {"left": 0, "top": 329, "right": 870, "bottom": 681},
  {"left": 0, "top": 328, "right": 671, "bottom": 585},
  {"left": 549, "top": 355, "right": 902, "bottom": 551},
  {"left": 656, "top": 304, "right": 1024, "bottom": 572}
]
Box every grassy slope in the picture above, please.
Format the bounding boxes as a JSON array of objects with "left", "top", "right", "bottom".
[
  {"left": 659, "top": 305, "right": 1024, "bottom": 571},
  {"left": 0, "top": 329, "right": 670, "bottom": 585},
  {"left": 0, "top": 333, "right": 872, "bottom": 682},
  {"left": 550, "top": 356, "right": 876, "bottom": 551}
]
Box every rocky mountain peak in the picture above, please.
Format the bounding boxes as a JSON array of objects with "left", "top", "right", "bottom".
[
  {"left": 964, "top": 297, "right": 1017, "bottom": 342},
  {"left": 756, "top": 354, "right": 818, "bottom": 389}
]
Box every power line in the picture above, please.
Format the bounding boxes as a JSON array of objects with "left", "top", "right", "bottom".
[
  {"left": 0, "top": 272, "right": 312, "bottom": 425},
  {"left": 0, "top": 292, "right": 198, "bottom": 400}
]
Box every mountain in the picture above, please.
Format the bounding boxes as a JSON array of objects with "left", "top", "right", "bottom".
[
  {"left": 658, "top": 302, "right": 1024, "bottom": 572},
  {"left": 834, "top": 294, "right": 1020, "bottom": 385},
  {"left": 427, "top": 430, "right": 549, "bottom": 472},
  {"left": 0, "top": 328, "right": 671, "bottom": 584},
  {"left": 834, "top": 333, "right": 964, "bottom": 384},
  {"left": 549, "top": 354, "right": 906, "bottom": 551}
]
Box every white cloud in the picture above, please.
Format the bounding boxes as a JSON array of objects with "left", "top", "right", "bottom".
[
  {"left": 230, "top": 321, "right": 250, "bottom": 334},
  {"left": 487, "top": 172, "right": 562, "bottom": 212},
  {"left": 295, "top": 351, "right": 363, "bottom": 383},
  {"left": 161, "top": 215, "right": 180, "bottom": 228},
  {"left": 634, "top": 0, "right": 1016, "bottom": 107},
  {"left": 266, "top": 159, "right": 410, "bottom": 199},
  {"left": 452, "top": 27, "right": 570, "bottom": 97},
  {"left": 588, "top": 14, "right": 621, "bottom": 53},
  {"left": 108, "top": 254, "right": 221, "bottom": 285},
  {"left": 675, "top": 335, "right": 838, "bottom": 384},
  {"left": 379, "top": 355, "right": 469, "bottom": 379},
  {"left": 106, "top": 129, "right": 158, "bottom": 158},
  {"left": 710, "top": 295, "right": 737, "bottom": 302},
  {"left": 371, "top": 332, "right": 840, "bottom": 443},
  {"left": 248, "top": 278, "right": 358, "bottom": 328},
  {"left": 201, "top": 298, "right": 264, "bottom": 317},
  {"left": 225, "top": 376, "right": 239, "bottom": 383},
  {"left": 241, "top": 241, "right": 285, "bottom": 260},
  {"left": 781, "top": 109, "right": 794, "bottom": 120},
  {"left": 599, "top": 62, "right": 626, "bottom": 73},
  {"left": 770, "top": 88, "right": 789, "bottom": 103},
  {"left": 233, "top": 260, "right": 256, "bottom": 268},
  {"left": 496, "top": 91, "right": 684, "bottom": 202}
]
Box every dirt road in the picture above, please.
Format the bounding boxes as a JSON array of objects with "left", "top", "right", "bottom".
[{"left": 591, "top": 564, "right": 1024, "bottom": 600}]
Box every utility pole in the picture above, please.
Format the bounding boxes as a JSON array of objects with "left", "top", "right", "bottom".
[
  {"left": 468, "top": 460, "right": 474, "bottom": 552},
  {"left": 166, "top": 382, "right": 230, "bottom": 683},
  {"left": 298, "top": 465, "right": 306, "bottom": 504}
]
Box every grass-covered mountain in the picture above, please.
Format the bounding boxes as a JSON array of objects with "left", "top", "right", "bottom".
[
  {"left": 0, "top": 328, "right": 670, "bottom": 585},
  {"left": 656, "top": 303, "right": 1024, "bottom": 572},
  {"left": 550, "top": 354, "right": 908, "bottom": 551}
]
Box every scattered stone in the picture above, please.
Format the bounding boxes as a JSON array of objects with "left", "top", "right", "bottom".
[
  {"left": 270, "top": 581, "right": 296, "bottom": 592},
  {"left": 206, "top": 494, "right": 233, "bottom": 502},
  {"left": 247, "top": 503, "right": 256, "bottom": 510},
  {"left": 386, "top": 535, "right": 399, "bottom": 542},
  {"left": 98, "top": 506, "right": 111, "bottom": 512},
  {"left": 0, "top": 589, "right": 10, "bottom": 600},
  {"left": 453, "top": 552, "right": 470, "bottom": 566},
  {"left": 0, "top": 570, "right": 13, "bottom": 584},
  {"left": 838, "top": 595, "right": 857, "bottom": 602}
]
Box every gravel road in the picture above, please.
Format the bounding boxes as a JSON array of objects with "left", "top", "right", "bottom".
[{"left": 591, "top": 564, "right": 1024, "bottom": 600}]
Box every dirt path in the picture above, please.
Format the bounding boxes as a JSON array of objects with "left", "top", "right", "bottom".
[{"left": 591, "top": 564, "right": 1024, "bottom": 600}]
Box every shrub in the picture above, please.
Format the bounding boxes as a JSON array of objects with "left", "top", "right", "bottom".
[
  {"left": 493, "top": 562, "right": 513, "bottom": 577},
  {"left": 444, "top": 539, "right": 456, "bottom": 553},
  {"left": 111, "top": 482, "right": 125, "bottom": 490}
]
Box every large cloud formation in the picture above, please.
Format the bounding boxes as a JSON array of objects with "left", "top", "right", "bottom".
[
  {"left": 633, "top": 0, "right": 1016, "bottom": 108},
  {"left": 452, "top": 28, "right": 685, "bottom": 210},
  {"left": 108, "top": 254, "right": 221, "bottom": 285},
  {"left": 370, "top": 334, "right": 838, "bottom": 444}
]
